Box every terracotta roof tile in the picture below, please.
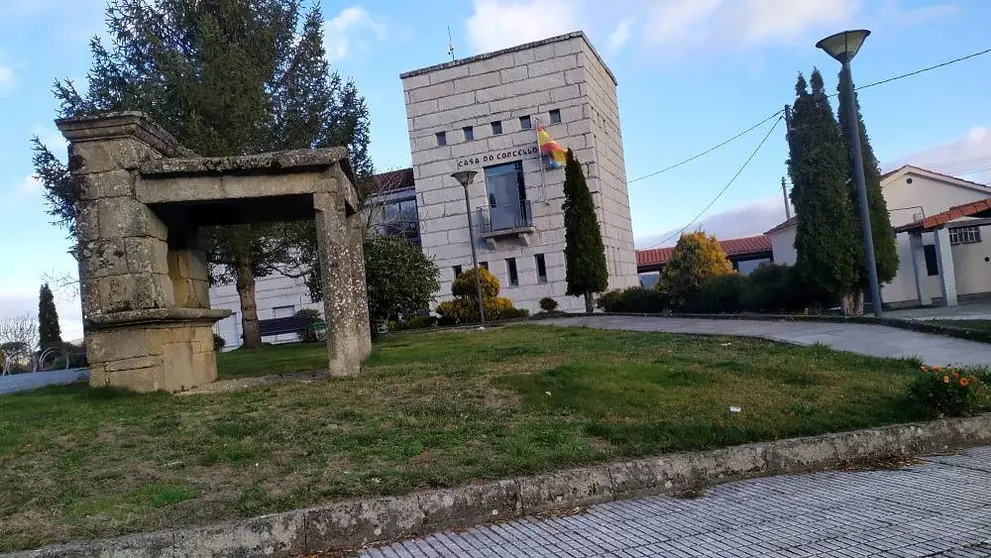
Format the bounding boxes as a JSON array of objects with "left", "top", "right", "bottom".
[
  {"left": 893, "top": 196, "right": 991, "bottom": 233},
  {"left": 636, "top": 235, "right": 772, "bottom": 268}
]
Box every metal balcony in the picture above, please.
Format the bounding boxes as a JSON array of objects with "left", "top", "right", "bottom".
[{"left": 476, "top": 200, "right": 535, "bottom": 248}]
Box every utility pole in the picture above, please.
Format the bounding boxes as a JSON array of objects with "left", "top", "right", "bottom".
[
  {"left": 781, "top": 177, "right": 792, "bottom": 220},
  {"left": 783, "top": 104, "right": 792, "bottom": 132}
]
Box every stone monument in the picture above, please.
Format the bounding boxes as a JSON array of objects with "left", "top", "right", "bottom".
[{"left": 58, "top": 112, "right": 371, "bottom": 393}]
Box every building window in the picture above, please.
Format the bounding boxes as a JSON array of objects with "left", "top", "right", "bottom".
[
  {"left": 491, "top": 121, "right": 502, "bottom": 135},
  {"left": 549, "top": 109, "right": 561, "bottom": 124},
  {"left": 435, "top": 132, "right": 446, "bottom": 146},
  {"left": 519, "top": 115, "right": 532, "bottom": 130},
  {"left": 453, "top": 265, "right": 463, "bottom": 278},
  {"left": 479, "top": 261, "right": 488, "bottom": 270},
  {"left": 463, "top": 126, "right": 474, "bottom": 141},
  {"left": 483, "top": 161, "right": 529, "bottom": 232},
  {"left": 380, "top": 197, "right": 419, "bottom": 244},
  {"left": 923, "top": 244, "right": 939, "bottom": 276},
  {"left": 950, "top": 226, "right": 982, "bottom": 245},
  {"left": 535, "top": 254, "right": 547, "bottom": 283},
  {"left": 506, "top": 258, "right": 518, "bottom": 286}
]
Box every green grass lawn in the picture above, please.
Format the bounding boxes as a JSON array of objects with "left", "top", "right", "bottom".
[
  {"left": 929, "top": 319, "right": 991, "bottom": 334},
  {"left": 0, "top": 325, "right": 951, "bottom": 551}
]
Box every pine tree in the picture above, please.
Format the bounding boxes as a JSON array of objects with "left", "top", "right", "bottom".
[
  {"left": 837, "top": 67, "right": 898, "bottom": 313},
  {"left": 31, "top": 1, "right": 372, "bottom": 348},
  {"left": 38, "top": 283, "right": 62, "bottom": 351},
  {"left": 562, "top": 149, "right": 609, "bottom": 312},
  {"left": 659, "top": 231, "right": 732, "bottom": 309},
  {"left": 786, "top": 70, "right": 861, "bottom": 304}
]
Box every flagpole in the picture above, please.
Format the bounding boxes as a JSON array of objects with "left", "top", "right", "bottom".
[{"left": 536, "top": 117, "right": 547, "bottom": 203}]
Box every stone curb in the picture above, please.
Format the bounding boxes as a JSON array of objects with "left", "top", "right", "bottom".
[
  {"left": 595, "top": 311, "right": 991, "bottom": 345},
  {"left": 10, "top": 415, "right": 991, "bottom": 557}
]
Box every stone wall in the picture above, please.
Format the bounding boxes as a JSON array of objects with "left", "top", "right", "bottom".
[{"left": 401, "top": 32, "right": 638, "bottom": 313}]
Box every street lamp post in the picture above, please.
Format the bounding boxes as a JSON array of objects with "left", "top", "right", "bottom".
[
  {"left": 816, "top": 29, "right": 883, "bottom": 318},
  {"left": 451, "top": 170, "right": 486, "bottom": 325}
]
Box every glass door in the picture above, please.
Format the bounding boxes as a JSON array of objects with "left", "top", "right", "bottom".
[{"left": 483, "top": 161, "right": 525, "bottom": 231}]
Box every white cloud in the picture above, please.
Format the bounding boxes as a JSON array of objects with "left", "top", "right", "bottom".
[
  {"left": 607, "top": 18, "right": 634, "bottom": 54},
  {"left": 465, "top": 0, "right": 582, "bottom": 54},
  {"left": 642, "top": 0, "right": 856, "bottom": 53},
  {"left": 17, "top": 174, "right": 42, "bottom": 195},
  {"left": 324, "top": 6, "right": 389, "bottom": 62},
  {"left": 885, "top": 126, "right": 991, "bottom": 185},
  {"left": 0, "top": 62, "right": 14, "bottom": 91},
  {"left": 635, "top": 196, "right": 790, "bottom": 248}
]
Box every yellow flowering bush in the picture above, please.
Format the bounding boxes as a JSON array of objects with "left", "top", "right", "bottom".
[{"left": 908, "top": 365, "right": 983, "bottom": 417}]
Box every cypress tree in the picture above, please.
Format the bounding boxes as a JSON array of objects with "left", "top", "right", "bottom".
[
  {"left": 837, "top": 68, "right": 899, "bottom": 310},
  {"left": 787, "top": 70, "right": 860, "bottom": 303},
  {"left": 562, "top": 149, "right": 609, "bottom": 312},
  {"left": 31, "top": 0, "right": 372, "bottom": 348},
  {"left": 38, "top": 283, "right": 62, "bottom": 351}
]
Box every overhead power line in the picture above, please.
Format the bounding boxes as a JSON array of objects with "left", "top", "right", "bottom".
[
  {"left": 643, "top": 116, "right": 783, "bottom": 250},
  {"left": 628, "top": 45, "right": 991, "bottom": 187}
]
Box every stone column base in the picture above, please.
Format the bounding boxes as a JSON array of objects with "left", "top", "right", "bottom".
[{"left": 85, "top": 308, "right": 231, "bottom": 393}]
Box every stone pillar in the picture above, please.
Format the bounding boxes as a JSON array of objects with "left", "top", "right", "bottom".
[
  {"left": 168, "top": 228, "right": 211, "bottom": 309},
  {"left": 314, "top": 192, "right": 361, "bottom": 376},
  {"left": 347, "top": 211, "right": 373, "bottom": 360},
  {"left": 58, "top": 113, "right": 227, "bottom": 392},
  {"left": 908, "top": 232, "right": 932, "bottom": 306},
  {"left": 933, "top": 227, "right": 958, "bottom": 307}
]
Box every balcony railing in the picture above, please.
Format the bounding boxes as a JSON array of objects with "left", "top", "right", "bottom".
[{"left": 477, "top": 200, "right": 534, "bottom": 235}]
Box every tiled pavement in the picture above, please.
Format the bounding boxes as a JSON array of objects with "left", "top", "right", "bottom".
[
  {"left": 361, "top": 446, "right": 991, "bottom": 557},
  {"left": 538, "top": 316, "right": 991, "bottom": 368}
]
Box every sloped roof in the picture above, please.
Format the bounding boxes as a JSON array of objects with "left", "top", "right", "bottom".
[
  {"left": 894, "top": 197, "right": 991, "bottom": 233},
  {"left": 764, "top": 216, "right": 797, "bottom": 236},
  {"left": 636, "top": 234, "right": 772, "bottom": 268},
  {"left": 366, "top": 167, "right": 415, "bottom": 195}
]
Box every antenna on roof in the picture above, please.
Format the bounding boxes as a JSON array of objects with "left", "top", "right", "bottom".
[{"left": 447, "top": 26, "right": 456, "bottom": 61}]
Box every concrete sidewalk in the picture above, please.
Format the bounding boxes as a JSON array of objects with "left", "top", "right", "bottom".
[
  {"left": 0, "top": 368, "right": 89, "bottom": 395},
  {"left": 539, "top": 315, "right": 991, "bottom": 367},
  {"left": 363, "top": 446, "right": 991, "bottom": 557}
]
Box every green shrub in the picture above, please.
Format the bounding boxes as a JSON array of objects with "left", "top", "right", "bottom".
[
  {"left": 739, "top": 263, "right": 834, "bottom": 314},
  {"left": 500, "top": 307, "right": 530, "bottom": 320},
  {"left": 295, "top": 309, "right": 322, "bottom": 343},
  {"left": 692, "top": 273, "right": 747, "bottom": 313},
  {"left": 451, "top": 267, "right": 500, "bottom": 299},
  {"left": 908, "top": 366, "right": 984, "bottom": 417},
  {"left": 597, "top": 287, "right": 669, "bottom": 313},
  {"left": 539, "top": 297, "right": 559, "bottom": 312},
  {"left": 391, "top": 315, "right": 438, "bottom": 331},
  {"left": 437, "top": 266, "right": 523, "bottom": 324},
  {"left": 213, "top": 334, "right": 227, "bottom": 352}
]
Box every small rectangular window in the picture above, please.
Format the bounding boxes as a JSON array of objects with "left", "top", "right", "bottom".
[
  {"left": 480, "top": 261, "right": 488, "bottom": 270},
  {"left": 549, "top": 109, "right": 561, "bottom": 124},
  {"left": 535, "top": 254, "right": 547, "bottom": 283},
  {"left": 519, "top": 115, "right": 532, "bottom": 130},
  {"left": 463, "top": 126, "right": 474, "bottom": 141},
  {"left": 491, "top": 121, "right": 502, "bottom": 135},
  {"left": 453, "top": 265, "right": 463, "bottom": 278},
  {"left": 949, "top": 226, "right": 982, "bottom": 245},
  {"left": 924, "top": 244, "right": 939, "bottom": 276},
  {"left": 435, "top": 131, "right": 447, "bottom": 146},
  {"left": 506, "top": 258, "right": 518, "bottom": 286}
]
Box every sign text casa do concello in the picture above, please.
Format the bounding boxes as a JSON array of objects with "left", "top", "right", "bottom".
[{"left": 456, "top": 145, "right": 539, "bottom": 169}]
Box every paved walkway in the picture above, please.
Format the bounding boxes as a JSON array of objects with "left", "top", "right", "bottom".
[
  {"left": 0, "top": 368, "right": 89, "bottom": 395},
  {"left": 888, "top": 300, "right": 991, "bottom": 322},
  {"left": 363, "top": 446, "right": 991, "bottom": 557},
  {"left": 539, "top": 315, "right": 991, "bottom": 367}
]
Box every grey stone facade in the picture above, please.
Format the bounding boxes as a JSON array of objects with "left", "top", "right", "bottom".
[
  {"left": 401, "top": 32, "right": 638, "bottom": 312},
  {"left": 60, "top": 112, "right": 370, "bottom": 392}
]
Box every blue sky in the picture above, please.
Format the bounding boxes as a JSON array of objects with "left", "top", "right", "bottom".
[{"left": 2, "top": 0, "right": 989, "bottom": 338}]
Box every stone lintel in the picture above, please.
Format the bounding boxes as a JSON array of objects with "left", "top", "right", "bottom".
[
  {"left": 56, "top": 112, "right": 193, "bottom": 158},
  {"left": 87, "top": 307, "right": 231, "bottom": 330},
  {"left": 139, "top": 147, "right": 353, "bottom": 181}
]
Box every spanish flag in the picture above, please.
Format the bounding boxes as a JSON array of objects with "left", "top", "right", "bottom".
[{"left": 537, "top": 126, "right": 566, "bottom": 169}]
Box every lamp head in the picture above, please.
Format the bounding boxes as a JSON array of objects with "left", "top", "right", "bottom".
[
  {"left": 816, "top": 29, "right": 870, "bottom": 64},
  {"left": 451, "top": 170, "right": 478, "bottom": 188}
]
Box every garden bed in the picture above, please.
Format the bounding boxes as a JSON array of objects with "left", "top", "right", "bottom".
[{"left": 0, "top": 326, "right": 980, "bottom": 551}]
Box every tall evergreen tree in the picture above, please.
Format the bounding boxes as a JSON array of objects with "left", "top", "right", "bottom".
[
  {"left": 562, "top": 149, "right": 608, "bottom": 313},
  {"left": 38, "top": 283, "right": 62, "bottom": 351},
  {"left": 31, "top": 0, "right": 372, "bottom": 348},
  {"left": 837, "top": 68, "right": 898, "bottom": 312},
  {"left": 786, "top": 70, "right": 861, "bottom": 304}
]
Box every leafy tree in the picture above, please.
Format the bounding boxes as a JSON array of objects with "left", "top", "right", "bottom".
[
  {"left": 837, "top": 68, "right": 898, "bottom": 313},
  {"left": 38, "top": 283, "right": 62, "bottom": 351},
  {"left": 363, "top": 236, "right": 439, "bottom": 327},
  {"left": 786, "top": 70, "right": 860, "bottom": 305},
  {"left": 31, "top": 0, "right": 372, "bottom": 348},
  {"left": 658, "top": 231, "right": 732, "bottom": 308},
  {"left": 562, "top": 149, "right": 608, "bottom": 312},
  {"left": 436, "top": 267, "right": 519, "bottom": 324}
]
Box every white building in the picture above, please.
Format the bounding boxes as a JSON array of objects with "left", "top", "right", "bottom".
[
  {"left": 765, "top": 165, "right": 991, "bottom": 308},
  {"left": 401, "top": 31, "right": 638, "bottom": 312},
  {"left": 210, "top": 31, "right": 639, "bottom": 347}
]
